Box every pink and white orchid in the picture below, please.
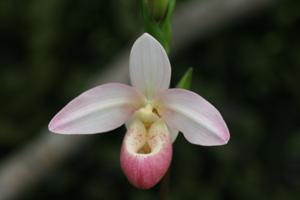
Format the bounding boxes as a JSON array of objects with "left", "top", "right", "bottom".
[{"left": 48, "top": 33, "right": 230, "bottom": 189}]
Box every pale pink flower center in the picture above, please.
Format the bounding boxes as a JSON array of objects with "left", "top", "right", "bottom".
[{"left": 120, "top": 103, "right": 172, "bottom": 189}]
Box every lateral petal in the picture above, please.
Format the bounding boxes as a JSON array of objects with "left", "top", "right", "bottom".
[
  {"left": 48, "top": 83, "right": 144, "bottom": 134},
  {"left": 158, "top": 89, "right": 230, "bottom": 146},
  {"left": 168, "top": 126, "right": 179, "bottom": 143}
]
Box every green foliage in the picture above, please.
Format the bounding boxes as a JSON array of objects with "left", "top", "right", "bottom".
[
  {"left": 146, "top": 0, "right": 169, "bottom": 21},
  {"left": 176, "top": 67, "right": 193, "bottom": 89},
  {"left": 142, "top": 0, "right": 176, "bottom": 53}
]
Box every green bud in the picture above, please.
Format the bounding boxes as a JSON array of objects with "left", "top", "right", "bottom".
[
  {"left": 147, "top": 0, "right": 169, "bottom": 21},
  {"left": 142, "top": 0, "right": 176, "bottom": 53}
]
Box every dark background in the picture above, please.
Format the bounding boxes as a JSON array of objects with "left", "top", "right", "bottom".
[{"left": 0, "top": 0, "right": 300, "bottom": 199}]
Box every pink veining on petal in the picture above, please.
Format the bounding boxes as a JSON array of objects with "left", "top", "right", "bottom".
[{"left": 120, "top": 120, "right": 172, "bottom": 189}]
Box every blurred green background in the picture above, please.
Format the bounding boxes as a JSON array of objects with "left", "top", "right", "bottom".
[{"left": 0, "top": 0, "right": 300, "bottom": 199}]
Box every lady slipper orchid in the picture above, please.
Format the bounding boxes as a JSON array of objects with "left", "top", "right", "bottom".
[{"left": 48, "top": 33, "right": 230, "bottom": 189}]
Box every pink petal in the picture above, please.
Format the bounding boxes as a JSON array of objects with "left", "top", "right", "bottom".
[
  {"left": 158, "top": 89, "right": 230, "bottom": 146},
  {"left": 49, "top": 83, "right": 145, "bottom": 134},
  {"left": 129, "top": 33, "right": 171, "bottom": 99},
  {"left": 120, "top": 120, "right": 172, "bottom": 189}
]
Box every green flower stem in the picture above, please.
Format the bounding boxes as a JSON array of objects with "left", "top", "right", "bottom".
[
  {"left": 142, "top": 0, "right": 176, "bottom": 54},
  {"left": 142, "top": 1, "right": 193, "bottom": 198}
]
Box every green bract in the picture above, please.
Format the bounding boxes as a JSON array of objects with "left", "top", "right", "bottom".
[{"left": 176, "top": 67, "right": 193, "bottom": 90}]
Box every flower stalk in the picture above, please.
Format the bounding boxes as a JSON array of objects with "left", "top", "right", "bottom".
[{"left": 142, "top": 0, "right": 176, "bottom": 53}]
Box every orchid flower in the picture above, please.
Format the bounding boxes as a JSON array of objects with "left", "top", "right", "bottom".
[{"left": 48, "top": 33, "right": 230, "bottom": 189}]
